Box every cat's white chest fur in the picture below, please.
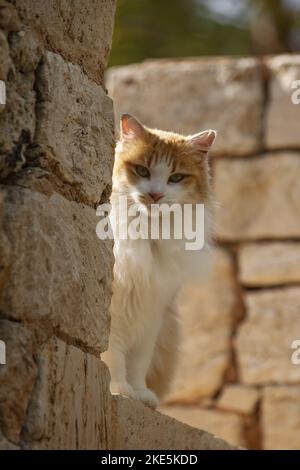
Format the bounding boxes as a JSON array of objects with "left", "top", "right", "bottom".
[
  {"left": 112, "top": 236, "right": 207, "bottom": 317},
  {"left": 103, "top": 234, "right": 210, "bottom": 408},
  {"left": 112, "top": 237, "right": 184, "bottom": 324}
]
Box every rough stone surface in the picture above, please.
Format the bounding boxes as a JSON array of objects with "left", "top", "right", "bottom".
[
  {"left": 0, "top": 319, "right": 37, "bottom": 444},
  {"left": 0, "top": 323, "right": 237, "bottom": 450},
  {"left": 10, "top": 28, "right": 43, "bottom": 74},
  {"left": 0, "top": 29, "right": 10, "bottom": 80},
  {"left": 239, "top": 242, "right": 300, "bottom": 286},
  {"left": 160, "top": 405, "right": 245, "bottom": 448},
  {"left": 12, "top": 0, "right": 116, "bottom": 84},
  {"left": 106, "top": 58, "right": 263, "bottom": 156},
  {"left": 167, "top": 248, "right": 239, "bottom": 402},
  {"left": 33, "top": 52, "right": 115, "bottom": 205},
  {"left": 0, "top": 431, "right": 20, "bottom": 450},
  {"left": 1, "top": 2, "right": 115, "bottom": 183},
  {"left": 112, "top": 397, "right": 237, "bottom": 450},
  {"left": 0, "top": 1, "right": 21, "bottom": 33},
  {"left": 262, "top": 386, "right": 300, "bottom": 450},
  {"left": 0, "top": 58, "right": 38, "bottom": 176},
  {"left": 0, "top": 0, "right": 21, "bottom": 33},
  {"left": 236, "top": 287, "right": 300, "bottom": 385},
  {"left": 266, "top": 55, "right": 300, "bottom": 149},
  {"left": 215, "top": 153, "right": 300, "bottom": 240},
  {"left": 23, "top": 337, "right": 112, "bottom": 450},
  {"left": 217, "top": 385, "right": 260, "bottom": 415},
  {"left": 0, "top": 0, "right": 133, "bottom": 454},
  {"left": 0, "top": 21, "right": 43, "bottom": 176},
  {"left": 0, "top": 186, "right": 113, "bottom": 354}
]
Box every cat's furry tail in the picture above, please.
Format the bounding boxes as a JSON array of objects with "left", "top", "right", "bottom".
[{"left": 146, "top": 305, "right": 179, "bottom": 400}]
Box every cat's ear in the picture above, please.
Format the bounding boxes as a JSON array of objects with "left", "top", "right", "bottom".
[
  {"left": 120, "top": 114, "right": 147, "bottom": 141},
  {"left": 187, "top": 130, "right": 217, "bottom": 155}
]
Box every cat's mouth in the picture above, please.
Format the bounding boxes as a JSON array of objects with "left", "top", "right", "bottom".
[
  {"left": 138, "top": 196, "right": 165, "bottom": 208},
  {"left": 132, "top": 193, "right": 185, "bottom": 211}
]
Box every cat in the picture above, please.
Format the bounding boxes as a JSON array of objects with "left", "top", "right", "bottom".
[{"left": 102, "top": 114, "right": 216, "bottom": 408}]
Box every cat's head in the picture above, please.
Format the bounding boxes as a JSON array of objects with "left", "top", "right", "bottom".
[{"left": 112, "top": 114, "right": 216, "bottom": 207}]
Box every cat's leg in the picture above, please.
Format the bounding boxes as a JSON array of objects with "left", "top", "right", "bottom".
[
  {"left": 147, "top": 304, "right": 179, "bottom": 400},
  {"left": 102, "top": 340, "right": 134, "bottom": 399},
  {"left": 127, "top": 331, "right": 160, "bottom": 408}
]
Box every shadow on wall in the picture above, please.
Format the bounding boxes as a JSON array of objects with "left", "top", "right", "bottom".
[{"left": 106, "top": 55, "right": 300, "bottom": 450}]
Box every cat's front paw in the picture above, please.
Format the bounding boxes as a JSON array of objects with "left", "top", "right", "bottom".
[
  {"left": 110, "top": 381, "right": 135, "bottom": 399},
  {"left": 133, "top": 388, "right": 159, "bottom": 409}
]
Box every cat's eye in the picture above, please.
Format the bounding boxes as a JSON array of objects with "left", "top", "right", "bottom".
[
  {"left": 168, "top": 173, "right": 185, "bottom": 184},
  {"left": 135, "top": 165, "right": 150, "bottom": 178}
]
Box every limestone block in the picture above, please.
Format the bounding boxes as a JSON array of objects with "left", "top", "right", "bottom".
[
  {"left": 0, "top": 30, "right": 10, "bottom": 80},
  {"left": 236, "top": 287, "right": 300, "bottom": 385},
  {"left": 0, "top": 28, "right": 42, "bottom": 175},
  {"left": 112, "top": 397, "right": 237, "bottom": 450},
  {"left": 106, "top": 58, "right": 263, "bottom": 156},
  {"left": 23, "top": 337, "right": 111, "bottom": 450},
  {"left": 159, "top": 405, "right": 244, "bottom": 448},
  {"left": 167, "top": 248, "right": 239, "bottom": 402},
  {"left": 0, "top": 1, "right": 21, "bottom": 33},
  {"left": 262, "top": 386, "right": 300, "bottom": 450},
  {"left": 239, "top": 242, "right": 300, "bottom": 286},
  {"left": 10, "top": 28, "right": 43, "bottom": 74},
  {"left": 266, "top": 55, "right": 300, "bottom": 149},
  {"left": 0, "top": 3, "right": 38, "bottom": 166},
  {"left": 12, "top": 0, "right": 116, "bottom": 83},
  {"left": 33, "top": 51, "right": 114, "bottom": 205},
  {"left": 0, "top": 186, "right": 113, "bottom": 354},
  {"left": 0, "top": 431, "right": 20, "bottom": 450},
  {"left": 215, "top": 153, "right": 300, "bottom": 240},
  {"left": 0, "top": 319, "right": 37, "bottom": 444},
  {"left": 217, "top": 385, "right": 260, "bottom": 415},
  {"left": 0, "top": 70, "right": 36, "bottom": 173}
]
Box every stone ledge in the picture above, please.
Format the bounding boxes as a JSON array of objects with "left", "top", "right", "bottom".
[
  {"left": 160, "top": 404, "right": 245, "bottom": 448},
  {"left": 111, "top": 396, "right": 238, "bottom": 450},
  {"left": 0, "top": 321, "right": 237, "bottom": 450}
]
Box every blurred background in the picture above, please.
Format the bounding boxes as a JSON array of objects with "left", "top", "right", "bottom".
[
  {"left": 109, "top": 0, "right": 300, "bottom": 66},
  {"left": 106, "top": 0, "right": 300, "bottom": 452}
]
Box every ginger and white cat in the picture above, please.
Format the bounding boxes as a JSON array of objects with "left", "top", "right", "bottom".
[{"left": 102, "top": 114, "right": 216, "bottom": 408}]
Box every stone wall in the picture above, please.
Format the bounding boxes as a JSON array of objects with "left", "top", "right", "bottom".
[
  {"left": 0, "top": 0, "right": 116, "bottom": 449},
  {"left": 0, "top": 0, "right": 237, "bottom": 450},
  {"left": 106, "top": 55, "right": 300, "bottom": 450}
]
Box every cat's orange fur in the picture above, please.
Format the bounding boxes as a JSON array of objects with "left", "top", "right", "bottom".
[{"left": 113, "top": 123, "right": 212, "bottom": 205}]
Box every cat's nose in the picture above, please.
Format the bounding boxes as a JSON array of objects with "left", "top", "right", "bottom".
[{"left": 149, "top": 192, "right": 164, "bottom": 202}]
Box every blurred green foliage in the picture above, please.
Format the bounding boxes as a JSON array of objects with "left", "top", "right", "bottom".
[{"left": 109, "top": 0, "right": 300, "bottom": 67}]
